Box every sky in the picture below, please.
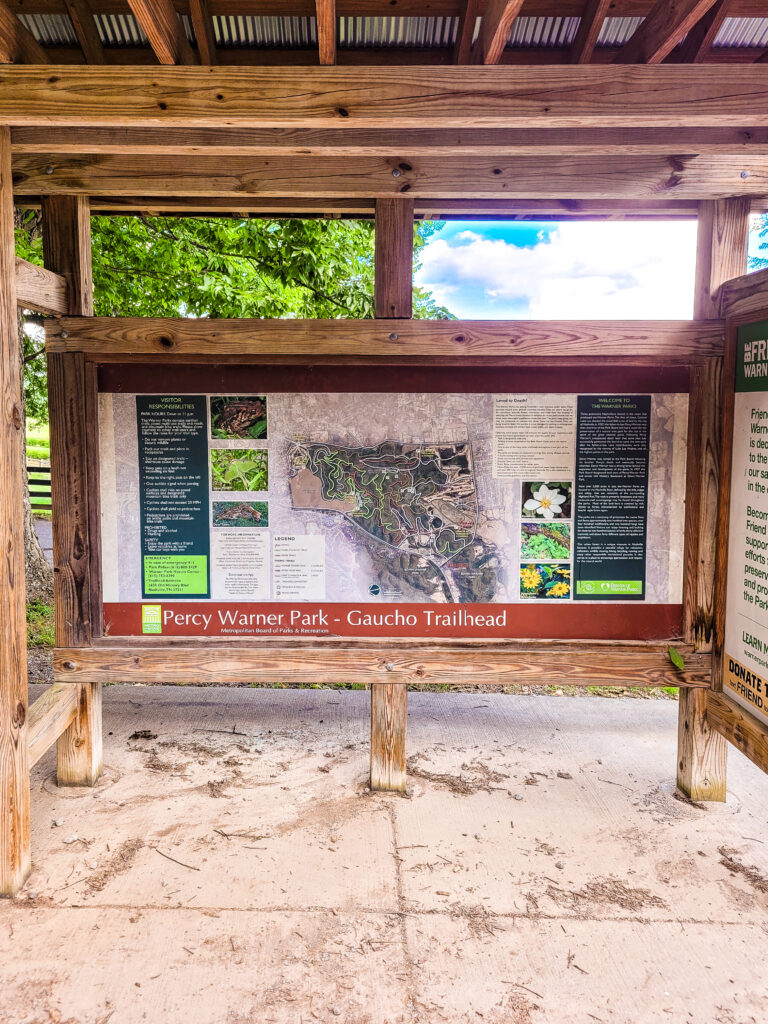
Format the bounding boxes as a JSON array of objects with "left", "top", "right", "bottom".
[{"left": 415, "top": 217, "right": 767, "bottom": 320}]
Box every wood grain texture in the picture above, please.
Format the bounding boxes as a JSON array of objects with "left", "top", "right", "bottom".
[
  {"left": 0, "top": 127, "right": 30, "bottom": 896},
  {"left": 693, "top": 199, "right": 751, "bottom": 319},
  {"left": 682, "top": 359, "right": 722, "bottom": 651},
  {"left": 45, "top": 316, "right": 726, "bottom": 363},
  {"left": 15, "top": 125, "right": 768, "bottom": 156},
  {"left": 374, "top": 198, "right": 413, "bottom": 318},
  {"left": 665, "top": 0, "right": 731, "bottom": 64},
  {"left": 15, "top": 257, "right": 68, "bottom": 316},
  {"left": 717, "top": 267, "right": 768, "bottom": 321},
  {"left": 677, "top": 686, "right": 727, "bottom": 800},
  {"left": 28, "top": 683, "right": 78, "bottom": 768},
  {"left": 476, "top": 0, "right": 524, "bottom": 64},
  {"left": 0, "top": 0, "right": 50, "bottom": 63},
  {"left": 53, "top": 644, "right": 712, "bottom": 687},
  {"left": 14, "top": 152, "right": 768, "bottom": 201},
  {"left": 42, "top": 197, "right": 93, "bottom": 317},
  {"left": 56, "top": 682, "right": 101, "bottom": 785},
  {"left": 127, "top": 0, "right": 196, "bottom": 65},
  {"left": 43, "top": 196, "right": 101, "bottom": 787},
  {"left": 82, "top": 196, "right": 712, "bottom": 219},
  {"left": 570, "top": 0, "right": 611, "bottom": 64},
  {"left": 47, "top": 353, "right": 92, "bottom": 648},
  {"left": 63, "top": 0, "right": 105, "bottom": 64},
  {"left": 614, "top": 0, "right": 720, "bottom": 64},
  {"left": 370, "top": 683, "right": 406, "bottom": 792},
  {"left": 189, "top": 0, "right": 216, "bottom": 65},
  {"left": 315, "top": 0, "right": 335, "bottom": 65},
  {"left": 6, "top": 66, "right": 768, "bottom": 128},
  {"left": 454, "top": 0, "right": 481, "bottom": 63},
  {"left": 707, "top": 691, "right": 768, "bottom": 776}
]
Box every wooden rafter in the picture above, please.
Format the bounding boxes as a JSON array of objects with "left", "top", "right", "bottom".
[
  {"left": 63, "top": 0, "right": 105, "bottom": 63},
  {"left": 0, "top": 0, "right": 49, "bottom": 63},
  {"left": 666, "top": 0, "right": 731, "bottom": 63},
  {"left": 126, "top": 0, "right": 196, "bottom": 65},
  {"left": 315, "top": 0, "right": 335, "bottom": 65},
  {"left": 454, "top": 0, "right": 481, "bottom": 63},
  {"left": 474, "top": 0, "right": 524, "bottom": 64},
  {"left": 615, "top": 0, "right": 721, "bottom": 64},
  {"left": 570, "top": 0, "right": 611, "bottom": 64},
  {"left": 189, "top": 0, "right": 216, "bottom": 65}
]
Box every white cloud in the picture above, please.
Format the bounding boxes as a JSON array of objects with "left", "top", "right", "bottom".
[{"left": 416, "top": 221, "right": 698, "bottom": 319}]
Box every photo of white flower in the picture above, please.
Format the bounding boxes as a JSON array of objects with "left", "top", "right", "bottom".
[{"left": 521, "top": 481, "right": 572, "bottom": 520}]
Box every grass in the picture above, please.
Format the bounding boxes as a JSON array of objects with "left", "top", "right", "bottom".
[
  {"left": 27, "top": 601, "right": 55, "bottom": 648},
  {"left": 26, "top": 420, "right": 50, "bottom": 460}
]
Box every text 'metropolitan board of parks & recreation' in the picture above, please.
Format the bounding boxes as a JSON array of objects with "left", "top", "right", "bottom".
[{"left": 98, "top": 382, "right": 688, "bottom": 639}]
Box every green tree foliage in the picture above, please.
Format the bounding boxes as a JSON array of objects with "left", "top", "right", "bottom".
[
  {"left": 749, "top": 213, "right": 768, "bottom": 271},
  {"left": 15, "top": 213, "right": 452, "bottom": 418}
]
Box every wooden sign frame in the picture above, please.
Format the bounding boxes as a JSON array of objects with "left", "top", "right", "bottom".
[{"left": 40, "top": 313, "right": 717, "bottom": 800}]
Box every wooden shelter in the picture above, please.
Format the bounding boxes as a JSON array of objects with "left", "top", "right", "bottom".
[{"left": 4, "top": 0, "right": 768, "bottom": 896}]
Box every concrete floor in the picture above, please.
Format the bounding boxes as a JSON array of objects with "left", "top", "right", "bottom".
[{"left": 3, "top": 686, "right": 768, "bottom": 1024}]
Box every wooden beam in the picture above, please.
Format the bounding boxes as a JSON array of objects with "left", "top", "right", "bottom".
[
  {"left": 693, "top": 199, "right": 751, "bottom": 319},
  {"left": 615, "top": 0, "right": 720, "bottom": 64},
  {"left": 13, "top": 152, "right": 768, "bottom": 201},
  {"left": 678, "top": 689, "right": 727, "bottom": 800},
  {"left": 44, "top": 316, "right": 726, "bottom": 364},
  {"left": 570, "top": 0, "right": 611, "bottom": 64},
  {"left": 665, "top": 0, "right": 730, "bottom": 64},
  {"left": 315, "top": 0, "right": 335, "bottom": 65},
  {"left": 454, "top": 0, "right": 481, "bottom": 63},
  {"left": 374, "top": 198, "right": 413, "bottom": 318},
  {"left": 0, "top": 125, "right": 30, "bottom": 896},
  {"left": 371, "top": 683, "right": 406, "bottom": 791},
  {"left": 679, "top": 358, "right": 728, "bottom": 800},
  {"left": 707, "top": 690, "right": 768, "bottom": 777},
  {"left": 43, "top": 196, "right": 102, "bottom": 788},
  {"left": 716, "top": 266, "right": 768, "bottom": 322},
  {"left": 475, "top": 0, "right": 524, "bottom": 64},
  {"left": 54, "top": 642, "right": 712, "bottom": 688},
  {"left": 126, "top": 0, "right": 195, "bottom": 65},
  {"left": 0, "top": 0, "right": 50, "bottom": 63},
  {"left": 15, "top": 257, "right": 68, "bottom": 316},
  {"left": 42, "top": 197, "right": 93, "bottom": 317},
  {"left": 71, "top": 196, "right": 706, "bottom": 219},
  {"left": 63, "top": 0, "right": 105, "bottom": 64},
  {"left": 189, "top": 0, "right": 216, "bottom": 65},
  {"left": 15, "top": 125, "right": 768, "bottom": 158},
  {"left": 27, "top": 683, "right": 78, "bottom": 767},
  {"left": 6, "top": 66, "right": 768, "bottom": 129}
]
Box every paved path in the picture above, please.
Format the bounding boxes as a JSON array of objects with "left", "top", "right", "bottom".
[
  {"left": 5, "top": 687, "right": 768, "bottom": 1024},
  {"left": 33, "top": 516, "right": 53, "bottom": 566}
]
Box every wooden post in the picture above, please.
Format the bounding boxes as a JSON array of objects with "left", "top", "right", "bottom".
[
  {"left": 374, "top": 198, "right": 413, "bottom": 319},
  {"left": 676, "top": 199, "right": 749, "bottom": 801},
  {"left": 0, "top": 125, "right": 31, "bottom": 895},
  {"left": 370, "top": 682, "right": 407, "bottom": 792},
  {"left": 43, "top": 196, "right": 102, "bottom": 787}
]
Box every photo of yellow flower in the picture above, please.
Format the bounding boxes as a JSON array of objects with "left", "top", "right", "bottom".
[{"left": 519, "top": 563, "right": 571, "bottom": 600}]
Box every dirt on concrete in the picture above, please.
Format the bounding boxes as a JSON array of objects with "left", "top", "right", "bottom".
[{"left": 2, "top": 686, "right": 767, "bottom": 1024}]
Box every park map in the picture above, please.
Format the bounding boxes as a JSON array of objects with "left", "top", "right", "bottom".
[{"left": 288, "top": 439, "right": 501, "bottom": 603}]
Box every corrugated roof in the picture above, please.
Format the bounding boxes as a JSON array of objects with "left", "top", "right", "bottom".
[{"left": 16, "top": 11, "right": 768, "bottom": 54}]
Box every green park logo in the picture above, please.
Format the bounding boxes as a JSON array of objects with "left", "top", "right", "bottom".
[{"left": 141, "top": 605, "right": 163, "bottom": 634}]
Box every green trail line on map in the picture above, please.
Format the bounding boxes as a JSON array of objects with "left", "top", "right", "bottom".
[{"left": 288, "top": 439, "right": 500, "bottom": 603}]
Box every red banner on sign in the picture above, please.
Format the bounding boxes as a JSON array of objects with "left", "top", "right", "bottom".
[{"left": 104, "top": 602, "right": 682, "bottom": 640}]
